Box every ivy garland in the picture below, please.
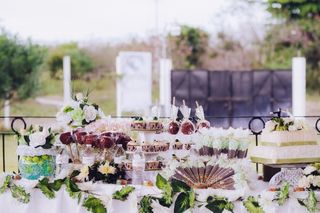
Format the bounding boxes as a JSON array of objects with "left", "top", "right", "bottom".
[{"left": 0, "top": 174, "right": 317, "bottom": 213}]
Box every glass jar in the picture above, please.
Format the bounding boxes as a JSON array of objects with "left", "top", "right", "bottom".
[{"left": 19, "top": 155, "right": 55, "bottom": 180}]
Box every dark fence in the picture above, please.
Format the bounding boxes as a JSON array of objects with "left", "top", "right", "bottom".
[{"left": 171, "top": 70, "right": 292, "bottom": 127}]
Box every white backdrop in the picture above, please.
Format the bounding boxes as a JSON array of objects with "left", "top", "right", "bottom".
[{"left": 116, "top": 51, "right": 152, "bottom": 116}]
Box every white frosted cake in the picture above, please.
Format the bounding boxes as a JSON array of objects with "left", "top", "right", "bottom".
[{"left": 251, "top": 117, "right": 320, "bottom": 164}]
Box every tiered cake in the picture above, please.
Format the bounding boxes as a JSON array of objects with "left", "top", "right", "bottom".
[{"left": 251, "top": 117, "right": 320, "bottom": 164}]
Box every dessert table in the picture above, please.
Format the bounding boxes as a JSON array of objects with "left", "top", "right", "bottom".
[{"left": 0, "top": 180, "right": 313, "bottom": 213}]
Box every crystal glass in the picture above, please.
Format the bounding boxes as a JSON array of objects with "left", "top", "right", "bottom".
[{"left": 19, "top": 155, "right": 55, "bottom": 180}]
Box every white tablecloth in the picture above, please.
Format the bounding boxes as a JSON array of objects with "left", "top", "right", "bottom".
[{"left": 0, "top": 182, "right": 313, "bottom": 213}]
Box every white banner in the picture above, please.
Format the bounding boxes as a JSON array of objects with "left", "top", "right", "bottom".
[{"left": 116, "top": 51, "right": 152, "bottom": 116}]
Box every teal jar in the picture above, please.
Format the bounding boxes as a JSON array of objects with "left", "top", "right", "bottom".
[{"left": 19, "top": 155, "right": 55, "bottom": 180}]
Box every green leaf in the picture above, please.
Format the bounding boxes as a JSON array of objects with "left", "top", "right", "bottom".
[
  {"left": 156, "top": 174, "right": 168, "bottom": 190},
  {"left": 189, "top": 191, "right": 196, "bottom": 208},
  {"left": 155, "top": 174, "right": 172, "bottom": 206},
  {"left": 274, "top": 182, "right": 289, "bottom": 205},
  {"left": 49, "top": 179, "right": 65, "bottom": 191},
  {"left": 70, "top": 170, "right": 81, "bottom": 179},
  {"left": 38, "top": 182, "right": 55, "bottom": 199},
  {"left": 37, "top": 178, "right": 64, "bottom": 199},
  {"left": 10, "top": 184, "right": 30, "bottom": 203},
  {"left": 82, "top": 195, "right": 107, "bottom": 213},
  {"left": 63, "top": 106, "right": 74, "bottom": 113},
  {"left": 0, "top": 175, "right": 12, "bottom": 194},
  {"left": 174, "top": 192, "right": 190, "bottom": 213},
  {"left": 243, "top": 196, "right": 265, "bottom": 213},
  {"left": 112, "top": 186, "right": 135, "bottom": 201},
  {"left": 171, "top": 179, "right": 191, "bottom": 193},
  {"left": 298, "top": 190, "right": 319, "bottom": 212},
  {"left": 205, "top": 196, "right": 234, "bottom": 213},
  {"left": 65, "top": 177, "right": 81, "bottom": 199},
  {"left": 139, "top": 196, "right": 153, "bottom": 213}
]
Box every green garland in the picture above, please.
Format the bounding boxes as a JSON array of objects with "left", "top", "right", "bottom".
[
  {"left": 2, "top": 174, "right": 317, "bottom": 213},
  {"left": 0, "top": 175, "right": 30, "bottom": 203},
  {"left": 112, "top": 186, "right": 135, "bottom": 201},
  {"left": 298, "top": 190, "right": 319, "bottom": 213}
]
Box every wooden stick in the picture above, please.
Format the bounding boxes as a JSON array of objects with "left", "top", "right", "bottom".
[
  {"left": 196, "top": 101, "right": 199, "bottom": 108},
  {"left": 67, "top": 144, "right": 75, "bottom": 163}
]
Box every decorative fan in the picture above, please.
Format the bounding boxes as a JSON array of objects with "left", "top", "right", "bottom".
[{"left": 172, "top": 164, "right": 235, "bottom": 189}]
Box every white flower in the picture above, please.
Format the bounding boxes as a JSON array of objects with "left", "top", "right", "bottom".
[
  {"left": 77, "top": 166, "right": 89, "bottom": 181},
  {"left": 311, "top": 176, "right": 320, "bottom": 187},
  {"left": 76, "top": 93, "right": 84, "bottom": 101},
  {"left": 56, "top": 110, "right": 72, "bottom": 124},
  {"left": 259, "top": 191, "right": 275, "bottom": 207},
  {"left": 83, "top": 105, "right": 97, "bottom": 122},
  {"left": 29, "top": 132, "right": 47, "bottom": 148},
  {"left": 265, "top": 121, "right": 276, "bottom": 132},
  {"left": 304, "top": 166, "right": 317, "bottom": 175},
  {"left": 98, "top": 162, "right": 116, "bottom": 175},
  {"left": 33, "top": 125, "right": 40, "bottom": 131},
  {"left": 298, "top": 176, "right": 310, "bottom": 188},
  {"left": 151, "top": 199, "right": 171, "bottom": 213},
  {"left": 98, "top": 108, "right": 105, "bottom": 118}
]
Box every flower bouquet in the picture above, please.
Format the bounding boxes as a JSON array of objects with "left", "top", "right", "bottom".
[
  {"left": 56, "top": 93, "right": 105, "bottom": 128},
  {"left": 16, "top": 125, "right": 58, "bottom": 180},
  {"left": 298, "top": 164, "right": 320, "bottom": 191},
  {"left": 74, "top": 161, "right": 125, "bottom": 183}
]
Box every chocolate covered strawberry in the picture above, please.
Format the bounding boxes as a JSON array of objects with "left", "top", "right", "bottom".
[
  {"left": 59, "top": 132, "right": 73, "bottom": 145},
  {"left": 84, "top": 134, "right": 98, "bottom": 146},
  {"left": 74, "top": 131, "right": 87, "bottom": 145},
  {"left": 99, "top": 136, "right": 115, "bottom": 149},
  {"left": 181, "top": 120, "right": 195, "bottom": 135},
  {"left": 168, "top": 121, "right": 179, "bottom": 135}
]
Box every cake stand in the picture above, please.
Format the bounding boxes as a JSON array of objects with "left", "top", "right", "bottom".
[{"left": 267, "top": 164, "right": 306, "bottom": 187}]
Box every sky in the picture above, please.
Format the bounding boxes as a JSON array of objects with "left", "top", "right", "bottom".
[{"left": 0, "top": 0, "right": 270, "bottom": 44}]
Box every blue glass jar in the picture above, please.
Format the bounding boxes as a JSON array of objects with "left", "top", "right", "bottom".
[{"left": 19, "top": 155, "right": 55, "bottom": 180}]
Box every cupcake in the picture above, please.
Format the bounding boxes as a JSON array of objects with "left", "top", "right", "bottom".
[
  {"left": 237, "top": 140, "right": 249, "bottom": 158},
  {"left": 227, "top": 139, "right": 239, "bottom": 158},
  {"left": 127, "top": 141, "right": 139, "bottom": 152},
  {"left": 145, "top": 161, "right": 163, "bottom": 170},
  {"left": 122, "top": 160, "right": 133, "bottom": 171},
  {"left": 131, "top": 117, "right": 147, "bottom": 130},
  {"left": 198, "top": 135, "right": 213, "bottom": 156},
  {"left": 142, "top": 141, "right": 155, "bottom": 153},
  {"left": 235, "top": 128, "right": 250, "bottom": 158},
  {"left": 147, "top": 118, "right": 163, "bottom": 131}
]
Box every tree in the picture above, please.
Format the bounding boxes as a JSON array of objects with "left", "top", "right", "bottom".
[
  {"left": 0, "top": 32, "right": 45, "bottom": 100},
  {"left": 168, "top": 25, "right": 209, "bottom": 69},
  {"left": 267, "top": 0, "right": 320, "bottom": 20},
  {"left": 46, "top": 43, "right": 94, "bottom": 79},
  {"left": 256, "top": 0, "right": 320, "bottom": 91}
]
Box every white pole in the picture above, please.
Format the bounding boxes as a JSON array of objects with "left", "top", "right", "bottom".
[
  {"left": 292, "top": 57, "right": 306, "bottom": 117},
  {"left": 160, "top": 58, "right": 172, "bottom": 116},
  {"left": 63, "top": 56, "right": 71, "bottom": 104},
  {"left": 116, "top": 56, "right": 122, "bottom": 117},
  {"left": 4, "top": 99, "right": 10, "bottom": 129}
]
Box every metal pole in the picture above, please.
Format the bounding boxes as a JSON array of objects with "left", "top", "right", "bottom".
[{"left": 2, "top": 134, "right": 5, "bottom": 172}]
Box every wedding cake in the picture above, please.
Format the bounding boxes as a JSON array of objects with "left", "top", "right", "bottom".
[{"left": 251, "top": 116, "right": 320, "bottom": 164}]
